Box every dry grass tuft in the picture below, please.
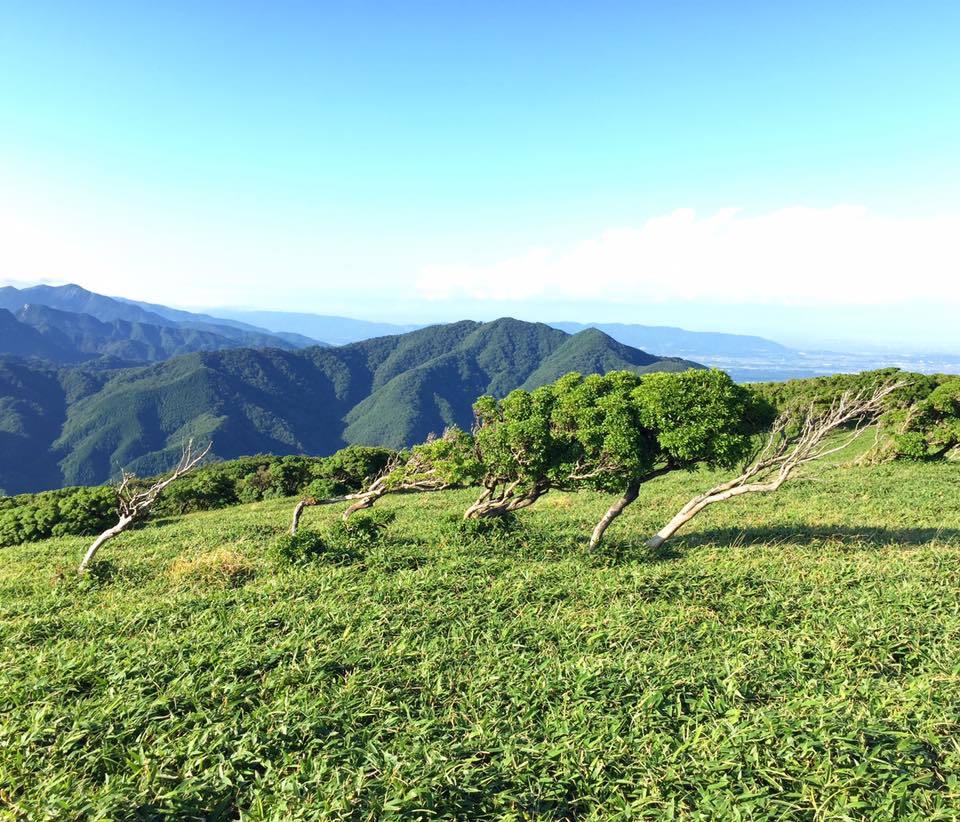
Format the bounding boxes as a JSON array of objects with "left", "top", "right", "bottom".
[{"left": 167, "top": 548, "right": 255, "bottom": 589}]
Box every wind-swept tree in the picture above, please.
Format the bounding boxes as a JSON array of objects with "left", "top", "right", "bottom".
[
  {"left": 465, "top": 383, "right": 577, "bottom": 518},
  {"left": 78, "top": 441, "right": 211, "bottom": 574},
  {"left": 646, "top": 381, "right": 900, "bottom": 549},
  {"left": 464, "top": 369, "right": 770, "bottom": 545},
  {"left": 343, "top": 426, "right": 482, "bottom": 518},
  {"left": 290, "top": 427, "right": 482, "bottom": 533},
  {"left": 568, "top": 370, "right": 771, "bottom": 548}
]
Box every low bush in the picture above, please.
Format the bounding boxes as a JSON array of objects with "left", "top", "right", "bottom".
[
  {"left": 2, "top": 446, "right": 401, "bottom": 548},
  {"left": 0, "top": 486, "right": 116, "bottom": 547},
  {"left": 271, "top": 528, "right": 362, "bottom": 566},
  {"left": 272, "top": 510, "right": 395, "bottom": 566},
  {"left": 326, "top": 509, "right": 396, "bottom": 552},
  {"left": 889, "top": 378, "right": 960, "bottom": 460}
]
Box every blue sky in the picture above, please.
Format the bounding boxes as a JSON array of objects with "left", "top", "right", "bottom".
[{"left": 1, "top": 1, "right": 958, "bottom": 349}]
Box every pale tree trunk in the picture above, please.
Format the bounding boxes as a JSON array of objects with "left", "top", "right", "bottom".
[
  {"left": 589, "top": 481, "right": 640, "bottom": 549},
  {"left": 77, "top": 439, "right": 212, "bottom": 574},
  {"left": 646, "top": 381, "right": 901, "bottom": 550},
  {"left": 289, "top": 495, "right": 352, "bottom": 534},
  {"left": 290, "top": 499, "right": 309, "bottom": 535},
  {"left": 463, "top": 482, "right": 548, "bottom": 519},
  {"left": 342, "top": 487, "right": 385, "bottom": 520},
  {"left": 646, "top": 480, "right": 780, "bottom": 549},
  {"left": 78, "top": 514, "right": 134, "bottom": 574}
]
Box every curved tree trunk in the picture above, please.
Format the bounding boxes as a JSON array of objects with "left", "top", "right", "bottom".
[
  {"left": 289, "top": 495, "right": 353, "bottom": 534},
  {"left": 78, "top": 514, "right": 134, "bottom": 574},
  {"left": 77, "top": 439, "right": 212, "bottom": 574},
  {"left": 342, "top": 487, "right": 386, "bottom": 520},
  {"left": 290, "top": 499, "right": 311, "bottom": 535},
  {"left": 588, "top": 480, "right": 640, "bottom": 549},
  {"left": 646, "top": 476, "right": 785, "bottom": 549},
  {"left": 645, "top": 381, "right": 902, "bottom": 550},
  {"left": 464, "top": 482, "right": 549, "bottom": 519}
]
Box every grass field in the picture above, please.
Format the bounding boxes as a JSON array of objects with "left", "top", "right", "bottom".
[{"left": 2, "top": 451, "right": 960, "bottom": 819}]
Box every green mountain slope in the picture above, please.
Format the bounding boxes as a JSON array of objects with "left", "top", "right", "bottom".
[
  {"left": 0, "top": 284, "right": 323, "bottom": 353},
  {"left": 0, "top": 318, "right": 701, "bottom": 492},
  {"left": 550, "top": 321, "right": 791, "bottom": 358},
  {"left": 11, "top": 304, "right": 300, "bottom": 364},
  {"left": 0, "top": 309, "right": 79, "bottom": 362},
  {"left": 521, "top": 327, "right": 693, "bottom": 389},
  {"left": 345, "top": 321, "right": 693, "bottom": 448},
  {"left": 0, "top": 360, "right": 68, "bottom": 494}
]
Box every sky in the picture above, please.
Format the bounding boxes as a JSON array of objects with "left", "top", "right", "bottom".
[{"left": 1, "top": 1, "right": 958, "bottom": 350}]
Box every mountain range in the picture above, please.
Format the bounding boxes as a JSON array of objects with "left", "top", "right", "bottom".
[
  {"left": 8, "top": 282, "right": 950, "bottom": 496},
  {"left": 207, "top": 309, "right": 791, "bottom": 358},
  {"left": 0, "top": 284, "right": 323, "bottom": 363},
  {"left": 0, "top": 283, "right": 799, "bottom": 368},
  {"left": 0, "top": 313, "right": 698, "bottom": 494},
  {"left": 206, "top": 309, "right": 422, "bottom": 347},
  {"left": 549, "top": 322, "right": 790, "bottom": 358}
]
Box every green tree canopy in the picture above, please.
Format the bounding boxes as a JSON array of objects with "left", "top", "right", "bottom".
[
  {"left": 890, "top": 378, "right": 960, "bottom": 460},
  {"left": 566, "top": 369, "right": 772, "bottom": 546},
  {"left": 468, "top": 383, "right": 579, "bottom": 518},
  {"left": 467, "top": 369, "right": 773, "bottom": 543}
]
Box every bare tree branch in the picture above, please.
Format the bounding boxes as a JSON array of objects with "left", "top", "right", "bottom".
[
  {"left": 78, "top": 440, "right": 212, "bottom": 574},
  {"left": 290, "top": 429, "right": 472, "bottom": 533},
  {"left": 463, "top": 479, "right": 549, "bottom": 519},
  {"left": 646, "top": 382, "right": 902, "bottom": 549}
]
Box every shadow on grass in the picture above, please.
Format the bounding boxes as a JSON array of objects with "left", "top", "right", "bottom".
[
  {"left": 585, "top": 540, "right": 686, "bottom": 567},
  {"left": 669, "top": 524, "right": 960, "bottom": 551},
  {"left": 585, "top": 524, "right": 960, "bottom": 566}
]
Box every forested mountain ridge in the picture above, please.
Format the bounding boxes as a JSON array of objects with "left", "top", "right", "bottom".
[
  {"left": 0, "top": 318, "right": 699, "bottom": 493},
  {"left": 1, "top": 304, "right": 310, "bottom": 364},
  {"left": 0, "top": 284, "right": 323, "bottom": 357}
]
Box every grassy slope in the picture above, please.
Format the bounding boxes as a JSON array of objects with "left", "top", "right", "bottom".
[{"left": 2, "top": 452, "right": 960, "bottom": 818}]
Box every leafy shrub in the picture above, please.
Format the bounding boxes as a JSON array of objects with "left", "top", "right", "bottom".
[
  {"left": 303, "top": 477, "right": 339, "bottom": 499},
  {"left": 271, "top": 528, "right": 361, "bottom": 566},
  {"left": 273, "top": 511, "right": 395, "bottom": 567},
  {"left": 308, "top": 446, "right": 397, "bottom": 497},
  {"left": 893, "top": 431, "right": 932, "bottom": 460},
  {"left": 1, "top": 446, "right": 401, "bottom": 548},
  {"left": 236, "top": 465, "right": 277, "bottom": 503},
  {"left": 889, "top": 378, "right": 960, "bottom": 460},
  {"left": 271, "top": 529, "right": 329, "bottom": 564},
  {"left": 326, "top": 509, "right": 396, "bottom": 552},
  {"left": 0, "top": 486, "right": 116, "bottom": 547},
  {"left": 51, "top": 487, "right": 117, "bottom": 537},
  {"left": 385, "top": 429, "right": 481, "bottom": 491},
  {"left": 157, "top": 472, "right": 237, "bottom": 514}
]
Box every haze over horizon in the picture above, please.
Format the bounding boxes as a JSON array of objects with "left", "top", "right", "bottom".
[{"left": 2, "top": 2, "right": 958, "bottom": 350}]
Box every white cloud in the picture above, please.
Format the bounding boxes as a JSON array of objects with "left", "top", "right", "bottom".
[{"left": 416, "top": 206, "right": 960, "bottom": 306}]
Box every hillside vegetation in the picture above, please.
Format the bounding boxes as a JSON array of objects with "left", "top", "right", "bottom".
[
  {"left": 0, "top": 319, "right": 697, "bottom": 494},
  {"left": 1, "top": 305, "right": 305, "bottom": 364},
  {"left": 0, "top": 284, "right": 321, "bottom": 357},
  {"left": 2, "top": 448, "right": 959, "bottom": 817}
]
